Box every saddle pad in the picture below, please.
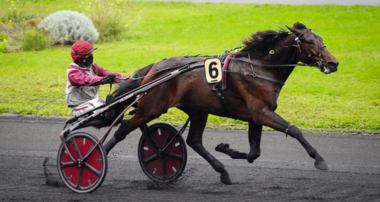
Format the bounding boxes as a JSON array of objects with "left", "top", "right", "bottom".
[{"left": 209, "top": 55, "right": 231, "bottom": 91}]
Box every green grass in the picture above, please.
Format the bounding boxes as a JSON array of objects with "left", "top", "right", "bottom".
[{"left": 0, "top": 1, "right": 379, "bottom": 132}]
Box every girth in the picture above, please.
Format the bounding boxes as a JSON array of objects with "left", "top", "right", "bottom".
[{"left": 211, "top": 54, "right": 234, "bottom": 117}]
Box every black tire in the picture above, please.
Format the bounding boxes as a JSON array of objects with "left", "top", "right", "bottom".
[
  {"left": 138, "top": 123, "right": 187, "bottom": 183},
  {"left": 57, "top": 132, "right": 107, "bottom": 193}
]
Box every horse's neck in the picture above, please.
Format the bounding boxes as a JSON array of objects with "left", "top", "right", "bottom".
[{"left": 262, "top": 34, "right": 298, "bottom": 83}]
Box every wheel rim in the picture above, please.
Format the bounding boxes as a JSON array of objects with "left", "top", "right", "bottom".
[
  {"left": 57, "top": 132, "right": 107, "bottom": 193},
  {"left": 138, "top": 123, "right": 187, "bottom": 182}
]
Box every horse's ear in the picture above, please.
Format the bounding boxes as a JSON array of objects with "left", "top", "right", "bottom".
[
  {"left": 286, "top": 25, "right": 304, "bottom": 37},
  {"left": 286, "top": 25, "right": 297, "bottom": 33}
]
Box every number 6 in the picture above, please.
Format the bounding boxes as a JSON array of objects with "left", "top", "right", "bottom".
[{"left": 204, "top": 58, "right": 222, "bottom": 84}]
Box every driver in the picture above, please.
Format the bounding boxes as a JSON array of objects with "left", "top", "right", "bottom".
[{"left": 66, "top": 40, "right": 128, "bottom": 117}]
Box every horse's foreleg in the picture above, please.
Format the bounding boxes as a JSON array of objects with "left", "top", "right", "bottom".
[
  {"left": 215, "top": 143, "right": 247, "bottom": 159},
  {"left": 186, "top": 111, "right": 232, "bottom": 185},
  {"left": 247, "top": 121, "right": 262, "bottom": 163},
  {"left": 214, "top": 122, "right": 262, "bottom": 163},
  {"left": 256, "top": 110, "right": 328, "bottom": 170},
  {"left": 287, "top": 124, "right": 328, "bottom": 170}
]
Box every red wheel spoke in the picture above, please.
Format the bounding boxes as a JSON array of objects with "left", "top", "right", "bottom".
[
  {"left": 143, "top": 154, "right": 159, "bottom": 164},
  {"left": 82, "top": 144, "right": 96, "bottom": 160},
  {"left": 161, "top": 157, "right": 167, "bottom": 178},
  {"left": 163, "top": 132, "right": 171, "bottom": 148},
  {"left": 70, "top": 138, "right": 82, "bottom": 160},
  {"left": 84, "top": 162, "right": 101, "bottom": 177},
  {"left": 61, "top": 161, "right": 76, "bottom": 169},
  {"left": 148, "top": 136, "right": 161, "bottom": 150},
  {"left": 76, "top": 167, "right": 84, "bottom": 189},
  {"left": 163, "top": 152, "right": 182, "bottom": 160}
]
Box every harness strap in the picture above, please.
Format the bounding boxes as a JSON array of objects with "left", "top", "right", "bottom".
[
  {"left": 229, "top": 57, "right": 315, "bottom": 68},
  {"left": 216, "top": 83, "right": 233, "bottom": 117}
]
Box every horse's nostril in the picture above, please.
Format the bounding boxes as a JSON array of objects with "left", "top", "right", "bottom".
[{"left": 328, "top": 61, "right": 339, "bottom": 67}]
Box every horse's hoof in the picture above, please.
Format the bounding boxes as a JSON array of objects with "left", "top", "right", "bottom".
[
  {"left": 215, "top": 143, "right": 229, "bottom": 152},
  {"left": 247, "top": 152, "right": 260, "bottom": 163},
  {"left": 315, "top": 161, "right": 329, "bottom": 170},
  {"left": 220, "top": 170, "right": 232, "bottom": 185}
]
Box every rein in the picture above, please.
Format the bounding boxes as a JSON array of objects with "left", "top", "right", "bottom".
[{"left": 35, "top": 76, "right": 130, "bottom": 117}]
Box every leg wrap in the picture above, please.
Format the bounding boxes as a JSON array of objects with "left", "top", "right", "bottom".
[{"left": 286, "top": 124, "right": 303, "bottom": 139}]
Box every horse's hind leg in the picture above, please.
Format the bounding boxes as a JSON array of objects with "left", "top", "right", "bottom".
[
  {"left": 103, "top": 105, "right": 163, "bottom": 154},
  {"left": 215, "top": 121, "right": 262, "bottom": 162},
  {"left": 255, "top": 110, "right": 328, "bottom": 170},
  {"left": 185, "top": 111, "right": 232, "bottom": 185}
]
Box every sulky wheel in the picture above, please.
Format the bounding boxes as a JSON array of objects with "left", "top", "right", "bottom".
[
  {"left": 138, "top": 122, "right": 187, "bottom": 183},
  {"left": 57, "top": 132, "right": 107, "bottom": 193}
]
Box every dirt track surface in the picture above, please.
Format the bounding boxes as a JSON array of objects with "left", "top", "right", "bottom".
[{"left": 1, "top": 115, "right": 380, "bottom": 201}]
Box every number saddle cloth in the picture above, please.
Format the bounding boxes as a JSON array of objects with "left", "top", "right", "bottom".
[{"left": 209, "top": 54, "right": 231, "bottom": 91}]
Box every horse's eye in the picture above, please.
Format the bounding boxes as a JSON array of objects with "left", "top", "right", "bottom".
[{"left": 306, "top": 41, "right": 314, "bottom": 45}]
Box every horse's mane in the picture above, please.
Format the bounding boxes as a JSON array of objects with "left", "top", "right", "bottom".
[{"left": 236, "top": 22, "right": 308, "bottom": 59}]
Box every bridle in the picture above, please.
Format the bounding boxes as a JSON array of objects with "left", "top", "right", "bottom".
[{"left": 292, "top": 28, "right": 326, "bottom": 71}]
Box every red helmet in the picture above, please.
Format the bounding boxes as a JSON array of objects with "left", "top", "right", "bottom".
[{"left": 71, "top": 40, "right": 97, "bottom": 62}]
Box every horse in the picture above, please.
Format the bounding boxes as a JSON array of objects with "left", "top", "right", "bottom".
[{"left": 105, "top": 22, "right": 339, "bottom": 185}]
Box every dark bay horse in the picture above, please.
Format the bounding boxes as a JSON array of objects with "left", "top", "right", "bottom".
[{"left": 105, "top": 22, "right": 339, "bottom": 185}]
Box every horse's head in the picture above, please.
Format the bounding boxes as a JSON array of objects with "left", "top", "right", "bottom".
[{"left": 286, "top": 22, "right": 338, "bottom": 74}]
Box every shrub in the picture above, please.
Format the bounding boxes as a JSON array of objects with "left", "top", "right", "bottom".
[
  {"left": 0, "top": 42, "right": 6, "bottom": 52},
  {"left": 25, "top": 18, "right": 43, "bottom": 27},
  {"left": 24, "top": 13, "right": 47, "bottom": 20},
  {"left": 1, "top": 23, "right": 24, "bottom": 52},
  {"left": 0, "top": 1, "right": 50, "bottom": 52},
  {"left": 0, "top": 31, "right": 7, "bottom": 52},
  {"left": 79, "top": 0, "right": 129, "bottom": 40},
  {"left": 38, "top": 10, "right": 99, "bottom": 45},
  {"left": 21, "top": 28, "right": 50, "bottom": 51}
]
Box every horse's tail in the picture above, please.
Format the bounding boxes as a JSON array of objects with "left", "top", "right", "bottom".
[{"left": 113, "top": 63, "right": 154, "bottom": 104}]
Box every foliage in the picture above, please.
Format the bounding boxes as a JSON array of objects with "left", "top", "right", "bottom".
[
  {"left": 78, "top": 0, "right": 129, "bottom": 40},
  {"left": 0, "top": 0, "right": 50, "bottom": 52},
  {"left": 0, "top": 31, "right": 6, "bottom": 52},
  {"left": 21, "top": 28, "right": 50, "bottom": 51},
  {"left": 0, "top": 42, "right": 6, "bottom": 52},
  {"left": 0, "top": 1, "right": 379, "bottom": 132},
  {"left": 0, "top": 0, "right": 128, "bottom": 52},
  {"left": 1, "top": 23, "right": 23, "bottom": 52},
  {"left": 38, "top": 10, "right": 99, "bottom": 45},
  {"left": 0, "top": 0, "right": 26, "bottom": 24}
]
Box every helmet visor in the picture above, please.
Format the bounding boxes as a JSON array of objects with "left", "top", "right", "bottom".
[
  {"left": 72, "top": 47, "right": 97, "bottom": 59},
  {"left": 83, "top": 47, "right": 97, "bottom": 56}
]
